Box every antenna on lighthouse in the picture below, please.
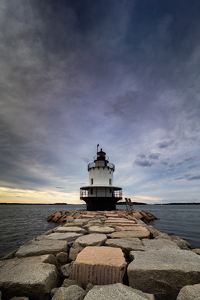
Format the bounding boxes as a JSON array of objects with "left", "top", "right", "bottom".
[{"left": 97, "top": 144, "right": 99, "bottom": 153}]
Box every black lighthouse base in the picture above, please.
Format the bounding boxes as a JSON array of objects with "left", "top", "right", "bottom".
[{"left": 82, "top": 197, "right": 119, "bottom": 211}]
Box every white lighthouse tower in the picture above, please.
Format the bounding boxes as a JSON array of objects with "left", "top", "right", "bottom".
[{"left": 80, "top": 145, "right": 122, "bottom": 211}]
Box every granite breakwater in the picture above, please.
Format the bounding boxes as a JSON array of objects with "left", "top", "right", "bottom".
[{"left": 0, "top": 209, "right": 200, "bottom": 300}]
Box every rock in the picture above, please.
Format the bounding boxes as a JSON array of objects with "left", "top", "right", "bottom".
[
  {"left": 62, "top": 279, "right": 82, "bottom": 288},
  {"left": 47, "top": 211, "right": 61, "bottom": 223},
  {"left": 44, "top": 229, "right": 54, "bottom": 235},
  {"left": 15, "top": 239, "right": 68, "bottom": 258},
  {"left": 129, "top": 238, "right": 180, "bottom": 260},
  {"left": 10, "top": 297, "right": 29, "bottom": 300},
  {"left": 72, "top": 219, "right": 91, "bottom": 225},
  {"left": 146, "top": 225, "right": 162, "bottom": 238},
  {"left": 70, "top": 246, "right": 127, "bottom": 288},
  {"left": 105, "top": 218, "right": 137, "bottom": 226},
  {"left": 0, "top": 255, "right": 59, "bottom": 300},
  {"left": 116, "top": 211, "right": 127, "bottom": 218},
  {"left": 142, "top": 238, "right": 180, "bottom": 251},
  {"left": 63, "top": 221, "right": 87, "bottom": 227},
  {"left": 72, "top": 212, "right": 82, "bottom": 219},
  {"left": 52, "top": 286, "right": 86, "bottom": 300},
  {"left": 0, "top": 291, "right": 2, "bottom": 300},
  {"left": 88, "top": 225, "right": 115, "bottom": 234},
  {"left": 81, "top": 214, "right": 96, "bottom": 219},
  {"left": 51, "top": 288, "right": 59, "bottom": 298},
  {"left": 75, "top": 233, "right": 107, "bottom": 247},
  {"left": 87, "top": 219, "right": 102, "bottom": 225},
  {"left": 139, "top": 210, "right": 157, "bottom": 222},
  {"left": 127, "top": 216, "right": 138, "bottom": 222},
  {"left": 128, "top": 248, "right": 200, "bottom": 300},
  {"left": 104, "top": 213, "right": 119, "bottom": 217},
  {"left": 107, "top": 230, "right": 150, "bottom": 239},
  {"left": 155, "top": 232, "right": 171, "bottom": 240},
  {"left": 56, "top": 252, "right": 68, "bottom": 264},
  {"left": 105, "top": 238, "right": 145, "bottom": 253},
  {"left": 85, "top": 283, "right": 94, "bottom": 293},
  {"left": 170, "top": 235, "right": 191, "bottom": 250},
  {"left": 137, "top": 220, "right": 147, "bottom": 225},
  {"left": 177, "top": 283, "right": 200, "bottom": 300},
  {"left": 1, "top": 251, "right": 16, "bottom": 260},
  {"left": 191, "top": 249, "right": 200, "bottom": 255},
  {"left": 69, "top": 243, "right": 84, "bottom": 261},
  {"left": 84, "top": 283, "right": 155, "bottom": 300},
  {"left": 55, "top": 227, "right": 87, "bottom": 234},
  {"left": 35, "top": 234, "right": 45, "bottom": 241},
  {"left": 61, "top": 262, "right": 74, "bottom": 278},
  {"left": 44, "top": 232, "right": 83, "bottom": 242},
  {"left": 115, "top": 225, "right": 146, "bottom": 231},
  {"left": 131, "top": 211, "right": 144, "bottom": 219},
  {"left": 83, "top": 220, "right": 102, "bottom": 229},
  {"left": 57, "top": 216, "right": 74, "bottom": 224}
]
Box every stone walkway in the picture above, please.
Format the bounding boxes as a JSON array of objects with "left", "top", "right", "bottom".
[{"left": 0, "top": 209, "right": 200, "bottom": 300}]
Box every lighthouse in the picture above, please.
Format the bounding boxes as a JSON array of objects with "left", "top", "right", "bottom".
[{"left": 80, "top": 145, "right": 122, "bottom": 211}]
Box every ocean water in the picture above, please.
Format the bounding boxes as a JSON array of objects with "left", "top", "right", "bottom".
[{"left": 0, "top": 204, "right": 199, "bottom": 259}]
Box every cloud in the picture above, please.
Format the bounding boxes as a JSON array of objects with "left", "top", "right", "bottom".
[
  {"left": 175, "top": 173, "right": 200, "bottom": 181},
  {"left": 184, "top": 156, "right": 198, "bottom": 162},
  {"left": 187, "top": 164, "right": 199, "bottom": 169},
  {"left": 148, "top": 153, "right": 161, "bottom": 160},
  {"left": 157, "top": 140, "right": 175, "bottom": 149},
  {"left": 134, "top": 157, "right": 154, "bottom": 167},
  {"left": 188, "top": 174, "right": 200, "bottom": 180},
  {"left": 167, "top": 161, "right": 183, "bottom": 172}
]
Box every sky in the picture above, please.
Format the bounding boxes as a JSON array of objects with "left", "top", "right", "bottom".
[{"left": 0, "top": 0, "right": 200, "bottom": 204}]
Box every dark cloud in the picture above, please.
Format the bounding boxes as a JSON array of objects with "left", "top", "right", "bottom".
[
  {"left": 134, "top": 152, "right": 199, "bottom": 174},
  {"left": 167, "top": 161, "right": 183, "bottom": 172},
  {"left": 148, "top": 153, "right": 161, "bottom": 160},
  {"left": 175, "top": 173, "right": 200, "bottom": 181},
  {"left": 188, "top": 174, "right": 200, "bottom": 180},
  {"left": 187, "top": 164, "right": 199, "bottom": 169},
  {"left": 184, "top": 156, "right": 198, "bottom": 162},
  {"left": 134, "top": 156, "right": 154, "bottom": 168},
  {"left": 134, "top": 153, "right": 161, "bottom": 168},
  {"left": 138, "top": 154, "right": 147, "bottom": 159},
  {"left": 157, "top": 140, "right": 175, "bottom": 149}
]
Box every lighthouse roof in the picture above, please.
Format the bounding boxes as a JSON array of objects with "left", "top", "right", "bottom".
[{"left": 96, "top": 148, "right": 106, "bottom": 161}]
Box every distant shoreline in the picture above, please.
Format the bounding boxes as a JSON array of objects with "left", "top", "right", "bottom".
[
  {"left": 154, "top": 202, "right": 200, "bottom": 205},
  {"left": 118, "top": 202, "right": 200, "bottom": 205},
  {"left": 0, "top": 202, "right": 199, "bottom": 205},
  {"left": 0, "top": 203, "right": 68, "bottom": 205}
]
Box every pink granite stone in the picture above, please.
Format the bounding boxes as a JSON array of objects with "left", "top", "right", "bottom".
[
  {"left": 81, "top": 214, "right": 96, "bottom": 219},
  {"left": 105, "top": 218, "right": 136, "bottom": 225},
  {"left": 108, "top": 229, "right": 150, "bottom": 239},
  {"left": 103, "top": 213, "right": 119, "bottom": 218},
  {"left": 70, "top": 246, "right": 127, "bottom": 288},
  {"left": 115, "top": 225, "right": 147, "bottom": 232}
]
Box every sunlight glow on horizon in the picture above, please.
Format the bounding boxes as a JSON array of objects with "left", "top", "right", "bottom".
[
  {"left": 0, "top": 187, "right": 164, "bottom": 204},
  {"left": 0, "top": 187, "right": 82, "bottom": 204}
]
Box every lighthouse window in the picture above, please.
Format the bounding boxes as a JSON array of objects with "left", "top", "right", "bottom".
[
  {"left": 91, "top": 178, "right": 93, "bottom": 185},
  {"left": 109, "top": 179, "right": 112, "bottom": 185},
  {"left": 91, "top": 188, "right": 93, "bottom": 194}
]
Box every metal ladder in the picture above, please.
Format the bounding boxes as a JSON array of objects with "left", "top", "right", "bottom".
[{"left": 125, "top": 198, "right": 133, "bottom": 210}]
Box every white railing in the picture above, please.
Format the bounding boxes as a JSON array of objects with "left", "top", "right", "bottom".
[
  {"left": 80, "top": 188, "right": 121, "bottom": 198},
  {"left": 88, "top": 162, "right": 115, "bottom": 171}
]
